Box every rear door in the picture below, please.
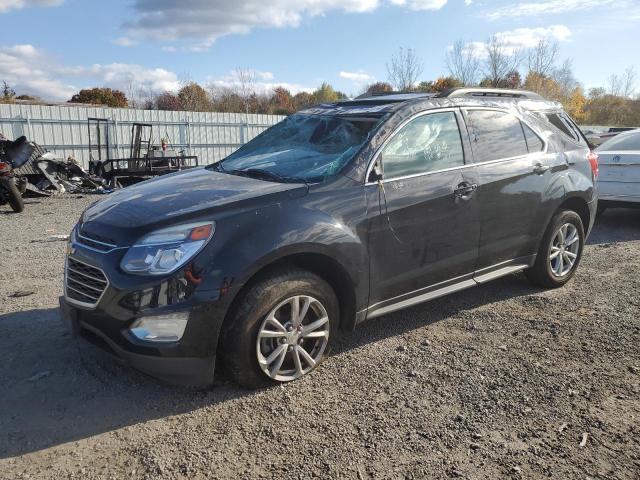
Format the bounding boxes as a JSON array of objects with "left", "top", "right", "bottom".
[
  {"left": 366, "top": 109, "right": 481, "bottom": 311},
  {"left": 596, "top": 132, "right": 640, "bottom": 202},
  {"left": 462, "top": 108, "right": 551, "bottom": 275}
]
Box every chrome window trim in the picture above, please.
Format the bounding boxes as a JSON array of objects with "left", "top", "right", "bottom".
[
  {"left": 364, "top": 106, "right": 549, "bottom": 185},
  {"left": 64, "top": 256, "right": 110, "bottom": 310},
  {"left": 461, "top": 106, "right": 548, "bottom": 157},
  {"left": 364, "top": 107, "right": 466, "bottom": 185}
]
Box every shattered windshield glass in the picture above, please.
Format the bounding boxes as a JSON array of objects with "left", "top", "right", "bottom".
[{"left": 213, "top": 113, "right": 383, "bottom": 183}]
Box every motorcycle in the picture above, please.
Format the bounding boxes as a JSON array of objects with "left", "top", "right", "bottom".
[{"left": 0, "top": 135, "right": 35, "bottom": 213}]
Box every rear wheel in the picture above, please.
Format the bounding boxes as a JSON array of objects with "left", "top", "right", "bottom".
[
  {"left": 220, "top": 268, "right": 338, "bottom": 389},
  {"left": 0, "top": 177, "right": 24, "bottom": 213},
  {"left": 525, "top": 210, "right": 585, "bottom": 288}
]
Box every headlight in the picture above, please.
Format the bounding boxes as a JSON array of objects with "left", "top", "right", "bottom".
[{"left": 121, "top": 221, "right": 214, "bottom": 275}]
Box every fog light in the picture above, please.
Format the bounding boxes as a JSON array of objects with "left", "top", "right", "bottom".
[{"left": 129, "top": 312, "right": 189, "bottom": 343}]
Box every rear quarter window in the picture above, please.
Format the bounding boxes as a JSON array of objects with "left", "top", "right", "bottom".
[{"left": 541, "top": 112, "right": 585, "bottom": 146}]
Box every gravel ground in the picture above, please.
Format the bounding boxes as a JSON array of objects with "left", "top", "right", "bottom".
[{"left": 0, "top": 195, "right": 639, "bottom": 480}]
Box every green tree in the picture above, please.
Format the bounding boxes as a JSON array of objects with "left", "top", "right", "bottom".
[
  {"left": 313, "top": 83, "right": 342, "bottom": 104},
  {"left": 2, "top": 81, "right": 16, "bottom": 102},
  {"left": 69, "top": 87, "right": 128, "bottom": 107}
]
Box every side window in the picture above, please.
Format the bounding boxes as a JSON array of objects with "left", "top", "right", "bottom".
[
  {"left": 466, "top": 110, "right": 529, "bottom": 161},
  {"left": 381, "top": 111, "right": 465, "bottom": 179},
  {"left": 522, "top": 123, "right": 544, "bottom": 153}
]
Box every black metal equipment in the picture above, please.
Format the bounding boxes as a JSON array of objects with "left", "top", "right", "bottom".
[
  {"left": 88, "top": 121, "right": 199, "bottom": 187},
  {"left": 87, "top": 118, "right": 110, "bottom": 162}
]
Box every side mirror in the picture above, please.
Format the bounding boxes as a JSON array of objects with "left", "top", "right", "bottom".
[{"left": 368, "top": 159, "right": 383, "bottom": 183}]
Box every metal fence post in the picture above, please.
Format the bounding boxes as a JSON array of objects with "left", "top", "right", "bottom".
[
  {"left": 25, "top": 114, "right": 32, "bottom": 140},
  {"left": 186, "top": 117, "right": 191, "bottom": 155}
]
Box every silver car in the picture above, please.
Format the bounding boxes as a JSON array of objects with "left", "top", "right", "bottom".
[{"left": 596, "top": 129, "right": 640, "bottom": 214}]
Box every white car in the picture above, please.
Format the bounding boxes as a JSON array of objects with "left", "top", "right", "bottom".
[{"left": 596, "top": 129, "right": 640, "bottom": 214}]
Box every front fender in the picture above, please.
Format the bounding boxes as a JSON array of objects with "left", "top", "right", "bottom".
[{"left": 197, "top": 186, "right": 369, "bottom": 312}]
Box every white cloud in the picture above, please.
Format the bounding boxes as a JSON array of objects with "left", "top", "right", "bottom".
[
  {"left": 0, "top": 44, "right": 181, "bottom": 101},
  {"left": 339, "top": 71, "right": 374, "bottom": 86},
  {"left": 458, "top": 25, "right": 572, "bottom": 59},
  {"left": 0, "top": 0, "right": 62, "bottom": 12},
  {"left": 256, "top": 71, "right": 275, "bottom": 81},
  {"left": 123, "top": 0, "right": 448, "bottom": 50},
  {"left": 497, "top": 25, "right": 571, "bottom": 48},
  {"left": 0, "top": 44, "right": 76, "bottom": 99},
  {"left": 112, "top": 37, "right": 136, "bottom": 47},
  {"left": 484, "top": 0, "right": 623, "bottom": 20},
  {"left": 207, "top": 70, "right": 313, "bottom": 95},
  {"left": 389, "top": 0, "right": 448, "bottom": 10}
]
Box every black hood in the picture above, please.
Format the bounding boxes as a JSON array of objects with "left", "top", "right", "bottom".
[{"left": 79, "top": 168, "right": 308, "bottom": 242}]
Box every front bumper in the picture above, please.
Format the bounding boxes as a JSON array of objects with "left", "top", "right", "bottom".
[
  {"left": 61, "top": 230, "right": 239, "bottom": 387},
  {"left": 60, "top": 297, "right": 218, "bottom": 387}
]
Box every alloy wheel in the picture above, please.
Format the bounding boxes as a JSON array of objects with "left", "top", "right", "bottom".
[
  {"left": 256, "top": 295, "right": 330, "bottom": 382},
  {"left": 549, "top": 223, "right": 580, "bottom": 277}
]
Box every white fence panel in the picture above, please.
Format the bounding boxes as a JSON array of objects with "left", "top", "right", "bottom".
[{"left": 0, "top": 104, "right": 285, "bottom": 169}]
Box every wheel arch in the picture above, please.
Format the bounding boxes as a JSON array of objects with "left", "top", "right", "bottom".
[
  {"left": 218, "top": 251, "right": 359, "bottom": 353},
  {"left": 557, "top": 195, "right": 590, "bottom": 232}
]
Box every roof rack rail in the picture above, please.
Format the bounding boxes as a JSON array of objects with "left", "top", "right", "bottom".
[
  {"left": 354, "top": 91, "right": 433, "bottom": 99},
  {"left": 436, "top": 88, "right": 544, "bottom": 101}
]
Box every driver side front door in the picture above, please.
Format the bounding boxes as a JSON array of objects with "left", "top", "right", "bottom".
[{"left": 365, "top": 109, "right": 481, "bottom": 318}]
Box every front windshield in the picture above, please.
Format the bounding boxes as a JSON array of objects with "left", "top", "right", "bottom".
[{"left": 214, "top": 113, "right": 383, "bottom": 182}]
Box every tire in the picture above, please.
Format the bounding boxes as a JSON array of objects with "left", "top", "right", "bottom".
[
  {"left": 525, "top": 210, "right": 585, "bottom": 289},
  {"left": 0, "top": 177, "right": 24, "bottom": 213},
  {"left": 220, "top": 268, "right": 339, "bottom": 389}
]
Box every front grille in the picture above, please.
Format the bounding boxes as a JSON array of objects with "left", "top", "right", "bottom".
[
  {"left": 65, "top": 258, "right": 109, "bottom": 307},
  {"left": 76, "top": 228, "right": 118, "bottom": 253}
]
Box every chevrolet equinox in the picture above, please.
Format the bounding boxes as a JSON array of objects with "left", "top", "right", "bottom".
[{"left": 61, "top": 88, "right": 599, "bottom": 388}]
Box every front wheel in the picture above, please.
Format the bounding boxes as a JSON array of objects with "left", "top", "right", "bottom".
[
  {"left": 220, "top": 268, "right": 338, "bottom": 389},
  {"left": 525, "top": 210, "right": 585, "bottom": 288},
  {"left": 0, "top": 177, "right": 24, "bottom": 213}
]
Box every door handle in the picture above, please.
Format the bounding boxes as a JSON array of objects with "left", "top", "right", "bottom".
[
  {"left": 533, "top": 162, "right": 550, "bottom": 174},
  {"left": 454, "top": 182, "right": 478, "bottom": 197}
]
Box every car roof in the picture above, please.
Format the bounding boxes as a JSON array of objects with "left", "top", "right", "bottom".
[{"left": 299, "top": 92, "right": 561, "bottom": 118}]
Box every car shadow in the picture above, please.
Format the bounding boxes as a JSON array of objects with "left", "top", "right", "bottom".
[
  {"left": 0, "top": 273, "right": 541, "bottom": 459},
  {"left": 587, "top": 207, "right": 640, "bottom": 245}
]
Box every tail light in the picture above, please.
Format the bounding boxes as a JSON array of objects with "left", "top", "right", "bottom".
[
  {"left": 0, "top": 161, "right": 10, "bottom": 173},
  {"left": 587, "top": 151, "right": 599, "bottom": 180}
]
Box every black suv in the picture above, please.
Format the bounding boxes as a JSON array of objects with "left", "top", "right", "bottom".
[{"left": 61, "top": 88, "right": 598, "bottom": 388}]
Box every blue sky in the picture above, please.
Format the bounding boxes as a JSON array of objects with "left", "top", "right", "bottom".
[{"left": 0, "top": 0, "right": 638, "bottom": 101}]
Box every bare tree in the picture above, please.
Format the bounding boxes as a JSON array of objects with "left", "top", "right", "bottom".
[
  {"left": 445, "top": 40, "right": 481, "bottom": 86},
  {"left": 621, "top": 66, "right": 637, "bottom": 97},
  {"left": 386, "top": 47, "right": 423, "bottom": 91},
  {"left": 232, "top": 67, "right": 257, "bottom": 114},
  {"left": 552, "top": 58, "right": 580, "bottom": 97},
  {"left": 482, "top": 35, "right": 521, "bottom": 87},
  {"left": 607, "top": 73, "right": 622, "bottom": 97},
  {"left": 527, "top": 38, "right": 559, "bottom": 77}
]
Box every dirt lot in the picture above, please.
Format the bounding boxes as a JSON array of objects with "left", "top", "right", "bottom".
[{"left": 0, "top": 195, "right": 639, "bottom": 480}]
